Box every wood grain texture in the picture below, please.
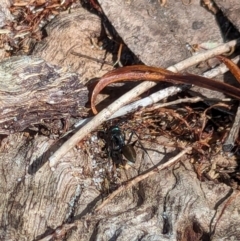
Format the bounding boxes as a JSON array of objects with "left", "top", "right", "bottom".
[
  {"left": 33, "top": 8, "right": 114, "bottom": 85},
  {"left": 2, "top": 133, "right": 240, "bottom": 240},
  {"left": 0, "top": 56, "right": 88, "bottom": 134},
  {"left": 97, "top": 0, "right": 240, "bottom": 101},
  {"left": 1, "top": 2, "right": 240, "bottom": 240},
  {"left": 0, "top": 133, "right": 99, "bottom": 240}
]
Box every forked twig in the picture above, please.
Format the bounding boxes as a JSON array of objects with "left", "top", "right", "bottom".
[
  {"left": 95, "top": 146, "right": 192, "bottom": 212},
  {"left": 49, "top": 39, "right": 239, "bottom": 169},
  {"left": 203, "top": 55, "right": 240, "bottom": 78},
  {"left": 167, "top": 39, "right": 239, "bottom": 72},
  {"left": 200, "top": 103, "right": 231, "bottom": 140},
  {"left": 73, "top": 57, "right": 235, "bottom": 130},
  {"left": 72, "top": 86, "right": 182, "bottom": 129}
]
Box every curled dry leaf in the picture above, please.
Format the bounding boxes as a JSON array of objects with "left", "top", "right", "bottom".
[
  {"left": 216, "top": 55, "right": 240, "bottom": 84},
  {"left": 91, "top": 60, "right": 240, "bottom": 114}
]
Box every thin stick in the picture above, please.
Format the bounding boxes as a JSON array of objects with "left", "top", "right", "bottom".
[
  {"left": 167, "top": 39, "right": 239, "bottom": 72},
  {"left": 203, "top": 55, "right": 240, "bottom": 78},
  {"left": 200, "top": 103, "right": 231, "bottom": 140},
  {"left": 73, "top": 86, "right": 182, "bottom": 129},
  {"left": 57, "top": 85, "right": 183, "bottom": 140},
  {"left": 108, "top": 86, "right": 184, "bottom": 119},
  {"left": 113, "top": 43, "right": 123, "bottom": 67},
  {"left": 95, "top": 146, "right": 192, "bottom": 212},
  {"left": 49, "top": 39, "right": 239, "bottom": 168},
  {"left": 74, "top": 55, "right": 236, "bottom": 129},
  {"left": 148, "top": 96, "right": 203, "bottom": 110},
  {"left": 222, "top": 104, "right": 240, "bottom": 152},
  {"left": 71, "top": 51, "right": 113, "bottom": 66}
]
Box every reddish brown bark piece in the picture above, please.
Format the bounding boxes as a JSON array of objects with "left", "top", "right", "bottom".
[{"left": 216, "top": 55, "right": 240, "bottom": 84}]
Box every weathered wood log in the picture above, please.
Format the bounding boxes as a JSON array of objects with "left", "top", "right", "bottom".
[
  {"left": 32, "top": 7, "right": 114, "bottom": 85},
  {"left": 1, "top": 132, "right": 240, "bottom": 240},
  {"left": 0, "top": 56, "right": 88, "bottom": 134},
  {"left": 1, "top": 1, "right": 240, "bottom": 241},
  {"left": 0, "top": 132, "right": 95, "bottom": 240}
]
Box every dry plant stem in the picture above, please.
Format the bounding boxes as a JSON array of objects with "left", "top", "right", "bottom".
[
  {"left": 71, "top": 51, "right": 113, "bottom": 66},
  {"left": 203, "top": 55, "right": 240, "bottom": 78},
  {"left": 208, "top": 55, "right": 240, "bottom": 148},
  {"left": 49, "top": 39, "right": 239, "bottom": 168},
  {"left": 167, "top": 39, "right": 239, "bottom": 72},
  {"left": 74, "top": 55, "right": 235, "bottom": 128},
  {"left": 95, "top": 146, "right": 192, "bottom": 212},
  {"left": 91, "top": 66, "right": 240, "bottom": 114},
  {"left": 91, "top": 41, "right": 240, "bottom": 114},
  {"left": 216, "top": 55, "right": 240, "bottom": 84},
  {"left": 148, "top": 96, "right": 203, "bottom": 110},
  {"left": 72, "top": 86, "right": 182, "bottom": 129},
  {"left": 200, "top": 103, "right": 231, "bottom": 140},
  {"left": 74, "top": 91, "right": 229, "bottom": 130},
  {"left": 110, "top": 86, "right": 183, "bottom": 119},
  {"left": 148, "top": 97, "right": 231, "bottom": 111},
  {"left": 113, "top": 43, "right": 123, "bottom": 67},
  {"left": 222, "top": 104, "right": 240, "bottom": 152}
]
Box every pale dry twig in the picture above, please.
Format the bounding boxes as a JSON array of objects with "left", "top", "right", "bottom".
[{"left": 95, "top": 146, "right": 192, "bottom": 212}]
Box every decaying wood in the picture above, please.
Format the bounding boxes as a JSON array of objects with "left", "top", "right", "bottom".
[
  {"left": 0, "top": 132, "right": 98, "bottom": 240},
  {"left": 1, "top": 1, "right": 240, "bottom": 241},
  {"left": 1, "top": 132, "right": 240, "bottom": 240},
  {"left": 95, "top": 146, "right": 192, "bottom": 212},
  {"left": 32, "top": 7, "right": 114, "bottom": 84},
  {"left": 0, "top": 56, "right": 88, "bottom": 134}
]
